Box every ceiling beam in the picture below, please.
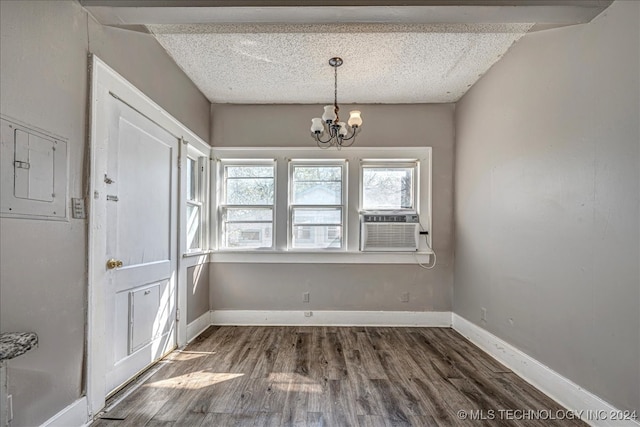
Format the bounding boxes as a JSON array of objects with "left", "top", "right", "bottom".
[
  {"left": 79, "top": 1, "right": 612, "bottom": 6},
  {"left": 82, "top": 1, "right": 612, "bottom": 27}
]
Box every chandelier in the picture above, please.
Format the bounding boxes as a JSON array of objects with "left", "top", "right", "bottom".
[{"left": 310, "top": 57, "right": 363, "bottom": 149}]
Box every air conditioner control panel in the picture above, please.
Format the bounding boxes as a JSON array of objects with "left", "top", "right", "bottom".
[{"left": 362, "top": 213, "right": 419, "bottom": 223}]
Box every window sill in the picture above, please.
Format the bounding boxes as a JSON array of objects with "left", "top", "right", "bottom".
[
  {"left": 183, "top": 250, "right": 214, "bottom": 258},
  {"left": 209, "top": 250, "right": 433, "bottom": 264}
]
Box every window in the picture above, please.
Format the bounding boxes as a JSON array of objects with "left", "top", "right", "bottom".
[
  {"left": 186, "top": 156, "right": 205, "bottom": 252},
  {"left": 361, "top": 161, "right": 418, "bottom": 211},
  {"left": 289, "top": 161, "right": 346, "bottom": 249},
  {"left": 219, "top": 161, "right": 275, "bottom": 249},
  {"left": 211, "top": 147, "right": 431, "bottom": 260}
]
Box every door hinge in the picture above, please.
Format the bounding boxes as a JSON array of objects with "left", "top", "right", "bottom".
[{"left": 176, "top": 308, "right": 180, "bottom": 322}]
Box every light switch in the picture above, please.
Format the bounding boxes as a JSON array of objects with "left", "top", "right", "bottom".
[{"left": 72, "top": 198, "right": 86, "bottom": 219}]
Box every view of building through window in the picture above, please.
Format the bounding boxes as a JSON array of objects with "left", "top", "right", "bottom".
[
  {"left": 221, "top": 164, "right": 275, "bottom": 248},
  {"left": 290, "top": 164, "right": 344, "bottom": 249}
]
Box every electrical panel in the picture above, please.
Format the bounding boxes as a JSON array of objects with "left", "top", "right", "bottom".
[{"left": 0, "top": 116, "right": 68, "bottom": 220}]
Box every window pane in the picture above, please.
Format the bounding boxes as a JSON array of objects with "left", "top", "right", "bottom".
[
  {"left": 187, "top": 158, "right": 197, "bottom": 201},
  {"left": 226, "top": 178, "right": 274, "bottom": 205},
  {"left": 186, "top": 203, "right": 201, "bottom": 250},
  {"left": 292, "top": 166, "right": 342, "bottom": 205},
  {"left": 221, "top": 164, "right": 274, "bottom": 249},
  {"left": 292, "top": 225, "right": 342, "bottom": 249},
  {"left": 225, "top": 208, "right": 272, "bottom": 222},
  {"left": 362, "top": 167, "right": 414, "bottom": 210},
  {"left": 293, "top": 166, "right": 341, "bottom": 181},
  {"left": 224, "top": 222, "right": 273, "bottom": 248},
  {"left": 292, "top": 208, "right": 341, "bottom": 225},
  {"left": 226, "top": 166, "right": 274, "bottom": 178}
]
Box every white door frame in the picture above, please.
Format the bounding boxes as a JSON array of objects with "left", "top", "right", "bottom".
[{"left": 87, "top": 56, "right": 209, "bottom": 419}]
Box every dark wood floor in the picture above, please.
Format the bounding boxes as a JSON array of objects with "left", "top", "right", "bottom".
[{"left": 92, "top": 326, "right": 586, "bottom": 427}]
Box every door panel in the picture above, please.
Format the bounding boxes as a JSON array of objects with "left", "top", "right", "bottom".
[
  {"left": 129, "top": 283, "right": 161, "bottom": 353},
  {"left": 104, "top": 95, "right": 178, "bottom": 396},
  {"left": 116, "top": 116, "right": 171, "bottom": 264}
]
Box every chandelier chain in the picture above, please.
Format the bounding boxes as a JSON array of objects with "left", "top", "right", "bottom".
[{"left": 334, "top": 64, "right": 339, "bottom": 120}]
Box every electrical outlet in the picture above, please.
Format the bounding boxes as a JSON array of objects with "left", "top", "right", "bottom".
[
  {"left": 481, "top": 307, "right": 487, "bottom": 322},
  {"left": 400, "top": 292, "right": 410, "bottom": 303},
  {"left": 304, "top": 311, "right": 312, "bottom": 317},
  {"left": 303, "top": 292, "right": 310, "bottom": 303}
]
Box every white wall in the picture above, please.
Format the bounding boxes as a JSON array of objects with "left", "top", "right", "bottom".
[
  {"left": 210, "top": 104, "right": 455, "bottom": 312},
  {"left": 454, "top": 0, "right": 639, "bottom": 413},
  {"left": 0, "top": 2, "right": 210, "bottom": 425}
]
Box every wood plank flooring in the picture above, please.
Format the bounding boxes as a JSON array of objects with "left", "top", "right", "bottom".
[{"left": 92, "top": 326, "right": 586, "bottom": 427}]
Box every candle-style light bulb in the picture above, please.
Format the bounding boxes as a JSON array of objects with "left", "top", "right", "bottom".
[
  {"left": 337, "top": 122, "right": 348, "bottom": 137},
  {"left": 347, "top": 110, "right": 362, "bottom": 128},
  {"left": 311, "top": 118, "right": 324, "bottom": 134},
  {"left": 322, "top": 105, "right": 337, "bottom": 123}
]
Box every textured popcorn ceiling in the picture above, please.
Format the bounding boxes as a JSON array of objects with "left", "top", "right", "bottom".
[{"left": 149, "top": 23, "right": 533, "bottom": 104}]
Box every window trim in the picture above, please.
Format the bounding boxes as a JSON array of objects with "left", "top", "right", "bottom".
[
  {"left": 185, "top": 154, "right": 208, "bottom": 254},
  {"left": 211, "top": 147, "right": 433, "bottom": 263},
  {"left": 184, "top": 147, "right": 209, "bottom": 255},
  {"left": 287, "top": 159, "right": 348, "bottom": 251}
]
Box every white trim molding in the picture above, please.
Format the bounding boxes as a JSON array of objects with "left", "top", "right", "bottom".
[
  {"left": 186, "top": 311, "right": 213, "bottom": 343},
  {"left": 210, "top": 310, "right": 452, "bottom": 327},
  {"left": 452, "top": 314, "right": 640, "bottom": 427},
  {"left": 40, "top": 397, "right": 89, "bottom": 427},
  {"left": 86, "top": 55, "right": 208, "bottom": 421}
]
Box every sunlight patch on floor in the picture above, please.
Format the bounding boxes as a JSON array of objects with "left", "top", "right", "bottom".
[
  {"left": 267, "top": 372, "right": 323, "bottom": 393},
  {"left": 145, "top": 371, "right": 244, "bottom": 390},
  {"left": 166, "top": 350, "right": 216, "bottom": 362}
]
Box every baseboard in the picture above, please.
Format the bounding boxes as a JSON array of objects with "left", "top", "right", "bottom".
[
  {"left": 40, "top": 396, "right": 89, "bottom": 427},
  {"left": 452, "top": 314, "right": 639, "bottom": 427},
  {"left": 186, "top": 311, "right": 212, "bottom": 343},
  {"left": 209, "top": 310, "right": 452, "bottom": 327}
]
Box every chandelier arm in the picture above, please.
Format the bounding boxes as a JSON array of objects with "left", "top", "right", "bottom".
[
  {"left": 328, "top": 124, "right": 339, "bottom": 139},
  {"left": 314, "top": 132, "right": 333, "bottom": 145},
  {"left": 340, "top": 133, "right": 357, "bottom": 147},
  {"left": 317, "top": 139, "right": 331, "bottom": 149},
  {"left": 340, "top": 128, "right": 357, "bottom": 141}
]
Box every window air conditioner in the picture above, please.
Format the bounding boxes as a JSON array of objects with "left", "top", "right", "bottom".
[{"left": 360, "top": 213, "right": 420, "bottom": 252}]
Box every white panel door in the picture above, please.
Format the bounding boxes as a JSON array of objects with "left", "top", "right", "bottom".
[{"left": 104, "top": 95, "right": 178, "bottom": 396}]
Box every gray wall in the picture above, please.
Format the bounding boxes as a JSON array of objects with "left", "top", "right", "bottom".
[
  {"left": 210, "top": 104, "right": 454, "bottom": 312},
  {"left": 454, "top": 0, "right": 639, "bottom": 413},
  {"left": 0, "top": 1, "right": 209, "bottom": 425},
  {"left": 187, "top": 264, "right": 210, "bottom": 323}
]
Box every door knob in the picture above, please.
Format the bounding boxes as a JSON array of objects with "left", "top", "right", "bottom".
[{"left": 106, "top": 258, "right": 123, "bottom": 269}]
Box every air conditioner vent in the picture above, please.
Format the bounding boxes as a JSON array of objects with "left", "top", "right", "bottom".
[{"left": 360, "top": 213, "right": 420, "bottom": 252}]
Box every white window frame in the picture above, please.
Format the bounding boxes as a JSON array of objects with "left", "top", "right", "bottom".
[
  {"left": 217, "top": 159, "right": 276, "bottom": 250},
  {"left": 359, "top": 160, "right": 420, "bottom": 213},
  {"left": 210, "top": 147, "right": 432, "bottom": 264},
  {"left": 180, "top": 141, "right": 212, "bottom": 256},
  {"left": 288, "top": 159, "right": 348, "bottom": 251},
  {"left": 185, "top": 154, "right": 208, "bottom": 253}
]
